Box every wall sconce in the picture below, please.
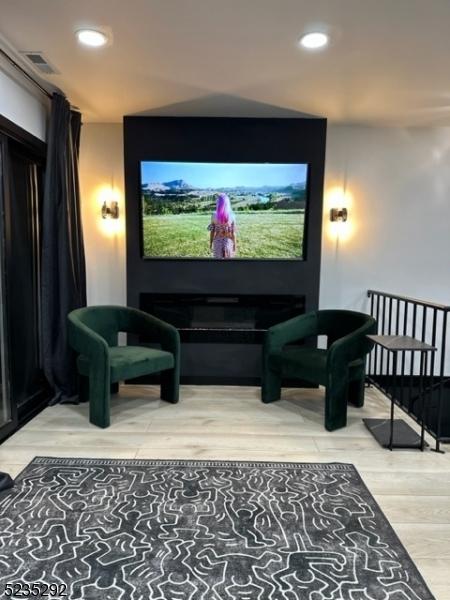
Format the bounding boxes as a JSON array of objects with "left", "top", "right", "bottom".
[
  {"left": 102, "top": 200, "right": 119, "bottom": 219},
  {"left": 330, "top": 207, "right": 348, "bottom": 222}
]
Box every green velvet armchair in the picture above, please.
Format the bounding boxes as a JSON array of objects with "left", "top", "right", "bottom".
[
  {"left": 262, "top": 309, "right": 377, "bottom": 431},
  {"left": 68, "top": 306, "right": 180, "bottom": 428}
]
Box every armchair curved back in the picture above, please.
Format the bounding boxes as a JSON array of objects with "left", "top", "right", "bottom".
[
  {"left": 317, "top": 309, "right": 377, "bottom": 355},
  {"left": 68, "top": 305, "right": 147, "bottom": 348}
]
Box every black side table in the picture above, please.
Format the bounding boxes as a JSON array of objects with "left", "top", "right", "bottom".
[{"left": 363, "top": 335, "right": 436, "bottom": 451}]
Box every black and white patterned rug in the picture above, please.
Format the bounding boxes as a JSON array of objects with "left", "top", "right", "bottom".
[{"left": 0, "top": 458, "right": 434, "bottom": 600}]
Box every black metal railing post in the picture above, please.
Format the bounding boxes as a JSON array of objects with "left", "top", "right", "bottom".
[{"left": 367, "top": 289, "right": 450, "bottom": 450}]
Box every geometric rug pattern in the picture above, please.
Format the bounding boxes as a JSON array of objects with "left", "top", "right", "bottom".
[{"left": 0, "top": 458, "right": 434, "bottom": 599}]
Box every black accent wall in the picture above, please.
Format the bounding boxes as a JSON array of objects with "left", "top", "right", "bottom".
[
  {"left": 125, "top": 117, "right": 326, "bottom": 306},
  {"left": 124, "top": 116, "right": 327, "bottom": 384}
]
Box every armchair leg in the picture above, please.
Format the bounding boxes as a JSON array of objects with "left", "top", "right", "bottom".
[
  {"left": 161, "top": 368, "right": 179, "bottom": 404},
  {"left": 325, "top": 382, "right": 348, "bottom": 431},
  {"left": 89, "top": 371, "right": 111, "bottom": 428},
  {"left": 261, "top": 368, "right": 282, "bottom": 404},
  {"left": 79, "top": 375, "right": 89, "bottom": 403},
  {"left": 347, "top": 376, "right": 365, "bottom": 407}
]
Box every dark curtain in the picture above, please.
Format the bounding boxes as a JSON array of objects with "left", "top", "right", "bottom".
[{"left": 42, "top": 93, "right": 86, "bottom": 402}]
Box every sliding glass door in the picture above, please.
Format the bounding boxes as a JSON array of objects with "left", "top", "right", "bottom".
[
  {"left": 0, "top": 135, "right": 16, "bottom": 440},
  {"left": 5, "top": 142, "right": 48, "bottom": 420},
  {"left": 0, "top": 126, "right": 48, "bottom": 443},
  {"left": 0, "top": 256, "right": 11, "bottom": 434}
]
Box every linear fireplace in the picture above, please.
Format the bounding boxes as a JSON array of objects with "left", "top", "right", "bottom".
[
  {"left": 140, "top": 293, "right": 304, "bottom": 344},
  {"left": 138, "top": 293, "right": 305, "bottom": 384}
]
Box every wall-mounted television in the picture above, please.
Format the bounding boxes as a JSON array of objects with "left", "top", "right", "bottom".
[{"left": 140, "top": 161, "right": 309, "bottom": 260}]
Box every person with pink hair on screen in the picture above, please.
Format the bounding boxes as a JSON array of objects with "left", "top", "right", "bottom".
[{"left": 208, "top": 193, "right": 237, "bottom": 259}]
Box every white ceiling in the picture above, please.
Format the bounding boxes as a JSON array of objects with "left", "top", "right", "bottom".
[{"left": 1, "top": 0, "right": 450, "bottom": 125}]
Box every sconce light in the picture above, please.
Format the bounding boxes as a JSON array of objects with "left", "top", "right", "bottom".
[
  {"left": 102, "top": 200, "right": 119, "bottom": 219},
  {"left": 330, "top": 207, "right": 348, "bottom": 222}
]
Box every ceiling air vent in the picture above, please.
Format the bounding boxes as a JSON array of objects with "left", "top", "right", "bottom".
[{"left": 21, "top": 51, "right": 58, "bottom": 75}]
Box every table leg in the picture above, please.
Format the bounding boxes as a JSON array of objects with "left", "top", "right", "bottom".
[
  {"left": 420, "top": 351, "right": 427, "bottom": 451},
  {"left": 389, "top": 352, "right": 397, "bottom": 451}
]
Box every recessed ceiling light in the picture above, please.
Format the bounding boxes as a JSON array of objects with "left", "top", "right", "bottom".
[
  {"left": 299, "top": 32, "right": 329, "bottom": 50},
  {"left": 76, "top": 29, "right": 108, "bottom": 47}
]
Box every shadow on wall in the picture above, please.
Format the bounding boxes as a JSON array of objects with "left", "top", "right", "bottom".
[{"left": 128, "top": 93, "right": 323, "bottom": 119}]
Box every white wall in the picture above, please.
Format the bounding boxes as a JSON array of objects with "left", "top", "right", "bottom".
[
  {"left": 0, "top": 66, "right": 48, "bottom": 140},
  {"left": 321, "top": 125, "right": 450, "bottom": 311},
  {"left": 79, "top": 123, "right": 126, "bottom": 306},
  {"left": 78, "top": 123, "right": 450, "bottom": 315}
]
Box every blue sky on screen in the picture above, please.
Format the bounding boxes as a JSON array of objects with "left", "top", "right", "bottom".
[{"left": 141, "top": 161, "right": 307, "bottom": 188}]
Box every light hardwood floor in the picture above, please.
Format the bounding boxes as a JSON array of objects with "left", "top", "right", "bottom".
[{"left": 1, "top": 384, "right": 449, "bottom": 598}]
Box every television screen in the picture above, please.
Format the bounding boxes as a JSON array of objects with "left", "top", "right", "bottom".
[{"left": 140, "top": 161, "right": 308, "bottom": 260}]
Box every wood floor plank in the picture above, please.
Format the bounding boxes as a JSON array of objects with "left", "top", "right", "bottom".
[
  {"left": 0, "top": 462, "right": 28, "bottom": 478},
  {"left": 376, "top": 495, "right": 450, "bottom": 525},
  {"left": 393, "top": 524, "right": 450, "bottom": 559},
  {"left": 0, "top": 446, "right": 138, "bottom": 462},
  {"left": 414, "top": 559, "right": 450, "bottom": 590},
  {"left": 314, "top": 435, "right": 382, "bottom": 451},
  {"left": 362, "top": 471, "right": 450, "bottom": 496}
]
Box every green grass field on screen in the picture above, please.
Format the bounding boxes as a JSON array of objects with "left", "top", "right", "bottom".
[{"left": 142, "top": 211, "right": 304, "bottom": 259}]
